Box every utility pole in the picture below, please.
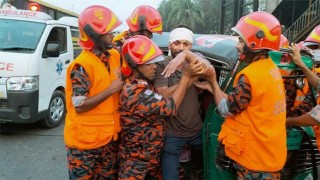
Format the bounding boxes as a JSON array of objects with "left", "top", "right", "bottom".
[{"left": 307, "top": 0, "right": 312, "bottom": 25}]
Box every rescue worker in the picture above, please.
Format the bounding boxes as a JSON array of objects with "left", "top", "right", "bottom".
[
  {"left": 287, "top": 25, "right": 320, "bottom": 151},
  {"left": 167, "top": 12, "right": 287, "bottom": 179},
  {"left": 126, "top": 5, "right": 162, "bottom": 38},
  {"left": 112, "top": 5, "right": 162, "bottom": 52},
  {"left": 152, "top": 25, "right": 205, "bottom": 179},
  {"left": 118, "top": 35, "right": 206, "bottom": 179},
  {"left": 279, "top": 35, "right": 314, "bottom": 118},
  {"left": 64, "top": 5, "right": 123, "bottom": 179}
]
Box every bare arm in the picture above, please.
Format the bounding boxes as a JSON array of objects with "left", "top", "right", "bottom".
[
  {"left": 162, "top": 50, "right": 209, "bottom": 78},
  {"left": 194, "top": 80, "right": 214, "bottom": 94},
  {"left": 205, "top": 65, "right": 228, "bottom": 105},
  {"left": 155, "top": 84, "right": 178, "bottom": 98},
  {"left": 211, "top": 78, "right": 229, "bottom": 106},
  {"left": 287, "top": 105, "right": 320, "bottom": 126},
  {"left": 299, "top": 65, "right": 319, "bottom": 90},
  {"left": 156, "top": 51, "right": 207, "bottom": 97},
  {"left": 287, "top": 114, "right": 318, "bottom": 126},
  {"left": 290, "top": 43, "right": 320, "bottom": 89}
]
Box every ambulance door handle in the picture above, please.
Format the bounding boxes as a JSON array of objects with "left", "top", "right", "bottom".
[{"left": 65, "top": 60, "right": 70, "bottom": 64}]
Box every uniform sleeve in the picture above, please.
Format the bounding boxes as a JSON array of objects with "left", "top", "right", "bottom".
[
  {"left": 284, "top": 77, "right": 296, "bottom": 114},
  {"left": 70, "top": 64, "right": 91, "bottom": 107},
  {"left": 121, "top": 83, "right": 177, "bottom": 117},
  {"left": 227, "top": 74, "right": 252, "bottom": 114},
  {"left": 288, "top": 89, "right": 315, "bottom": 117}
]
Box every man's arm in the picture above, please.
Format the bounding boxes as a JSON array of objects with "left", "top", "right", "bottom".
[
  {"left": 162, "top": 50, "right": 210, "bottom": 78},
  {"left": 290, "top": 43, "right": 320, "bottom": 90},
  {"left": 199, "top": 66, "right": 251, "bottom": 117},
  {"left": 155, "top": 84, "right": 178, "bottom": 98},
  {"left": 155, "top": 53, "right": 204, "bottom": 97},
  {"left": 287, "top": 114, "right": 319, "bottom": 126},
  {"left": 287, "top": 105, "right": 320, "bottom": 126}
]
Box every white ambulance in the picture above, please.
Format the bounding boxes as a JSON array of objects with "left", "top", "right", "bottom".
[{"left": 0, "top": 8, "right": 80, "bottom": 128}]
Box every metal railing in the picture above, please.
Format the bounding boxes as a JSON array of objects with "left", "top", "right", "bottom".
[{"left": 283, "top": 0, "right": 320, "bottom": 42}]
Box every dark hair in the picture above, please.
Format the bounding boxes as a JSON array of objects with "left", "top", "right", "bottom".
[{"left": 171, "top": 24, "right": 192, "bottom": 32}]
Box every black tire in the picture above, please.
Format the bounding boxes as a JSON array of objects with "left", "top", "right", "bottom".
[{"left": 40, "top": 90, "right": 66, "bottom": 128}]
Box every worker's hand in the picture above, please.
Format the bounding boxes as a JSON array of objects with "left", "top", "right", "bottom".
[
  {"left": 188, "top": 58, "right": 207, "bottom": 75},
  {"left": 187, "top": 75, "right": 200, "bottom": 87},
  {"left": 162, "top": 53, "right": 186, "bottom": 77},
  {"left": 204, "top": 65, "right": 216, "bottom": 79},
  {"left": 181, "top": 63, "right": 192, "bottom": 78},
  {"left": 194, "top": 80, "right": 213, "bottom": 94},
  {"left": 109, "top": 78, "right": 123, "bottom": 94},
  {"left": 289, "top": 43, "right": 305, "bottom": 68},
  {"left": 109, "top": 68, "right": 124, "bottom": 93}
]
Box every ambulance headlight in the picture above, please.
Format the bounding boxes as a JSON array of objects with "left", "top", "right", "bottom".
[{"left": 7, "top": 76, "right": 39, "bottom": 91}]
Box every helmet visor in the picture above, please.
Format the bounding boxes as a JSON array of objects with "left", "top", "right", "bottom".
[
  {"left": 145, "top": 55, "right": 165, "bottom": 64},
  {"left": 304, "top": 41, "right": 319, "bottom": 47}
]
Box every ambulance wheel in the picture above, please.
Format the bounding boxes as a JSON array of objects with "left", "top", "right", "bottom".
[{"left": 40, "top": 90, "right": 66, "bottom": 128}]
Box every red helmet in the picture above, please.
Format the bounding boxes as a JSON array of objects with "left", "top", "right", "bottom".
[
  {"left": 78, "top": 5, "right": 122, "bottom": 49},
  {"left": 296, "top": 41, "right": 305, "bottom": 49},
  {"left": 232, "top": 11, "right": 281, "bottom": 51},
  {"left": 304, "top": 25, "right": 320, "bottom": 46},
  {"left": 280, "top": 34, "right": 289, "bottom": 48},
  {"left": 121, "top": 35, "right": 164, "bottom": 77},
  {"left": 126, "top": 5, "right": 162, "bottom": 34}
]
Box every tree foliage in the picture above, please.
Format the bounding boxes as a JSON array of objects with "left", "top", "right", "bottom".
[{"left": 158, "top": 0, "right": 221, "bottom": 34}]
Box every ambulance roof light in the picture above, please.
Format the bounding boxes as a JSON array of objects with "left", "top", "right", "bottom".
[{"left": 29, "top": 3, "right": 40, "bottom": 11}]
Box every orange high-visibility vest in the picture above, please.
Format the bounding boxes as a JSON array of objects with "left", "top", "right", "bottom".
[
  {"left": 64, "top": 49, "right": 121, "bottom": 150},
  {"left": 218, "top": 58, "right": 287, "bottom": 172},
  {"left": 313, "top": 126, "right": 320, "bottom": 151}
]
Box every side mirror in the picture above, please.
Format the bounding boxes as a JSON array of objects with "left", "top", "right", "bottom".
[{"left": 43, "top": 43, "right": 59, "bottom": 58}]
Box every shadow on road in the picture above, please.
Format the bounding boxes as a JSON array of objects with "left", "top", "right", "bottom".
[{"left": 0, "top": 122, "right": 63, "bottom": 136}]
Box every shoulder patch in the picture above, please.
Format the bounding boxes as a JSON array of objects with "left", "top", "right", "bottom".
[
  {"left": 144, "top": 89, "right": 153, "bottom": 96},
  {"left": 138, "top": 80, "right": 148, "bottom": 85},
  {"left": 154, "top": 93, "right": 163, "bottom": 100}
]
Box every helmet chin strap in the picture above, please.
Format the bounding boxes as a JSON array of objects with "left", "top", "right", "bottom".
[
  {"left": 123, "top": 53, "right": 150, "bottom": 81},
  {"left": 239, "top": 45, "right": 251, "bottom": 61},
  {"left": 135, "top": 69, "right": 151, "bottom": 81},
  {"left": 96, "top": 39, "right": 111, "bottom": 56},
  {"left": 83, "top": 24, "right": 111, "bottom": 56},
  {"left": 240, "top": 45, "right": 267, "bottom": 63}
]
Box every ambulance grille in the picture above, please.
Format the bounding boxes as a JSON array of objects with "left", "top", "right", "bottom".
[{"left": 0, "top": 99, "right": 9, "bottom": 108}]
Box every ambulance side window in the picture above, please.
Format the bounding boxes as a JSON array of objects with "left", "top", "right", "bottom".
[
  {"left": 71, "top": 28, "right": 81, "bottom": 58},
  {"left": 45, "top": 27, "right": 67, "bottom": 54}
]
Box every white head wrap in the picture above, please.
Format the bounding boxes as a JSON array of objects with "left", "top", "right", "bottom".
[{"left": 168, "top": 27, "right": 194, "bottom": 44}]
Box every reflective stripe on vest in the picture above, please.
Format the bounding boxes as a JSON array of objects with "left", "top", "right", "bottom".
[{"left": 294, "top": 79, "right": 309, "bottom": 107}]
